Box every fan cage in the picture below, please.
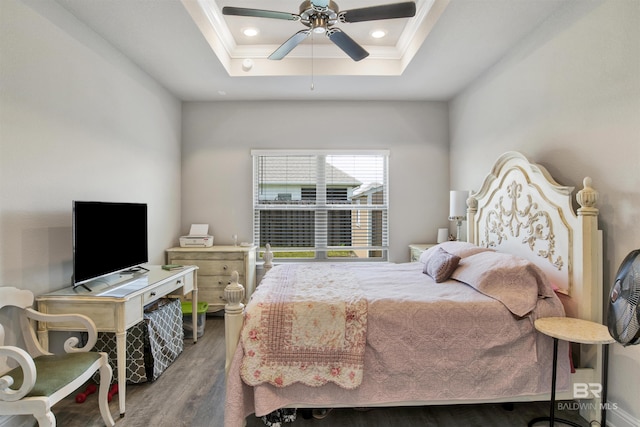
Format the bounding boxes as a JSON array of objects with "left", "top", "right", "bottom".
[{"left": 608, "top": 250, "right": 640, "bottom": 346}]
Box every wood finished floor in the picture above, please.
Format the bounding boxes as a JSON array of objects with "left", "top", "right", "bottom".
[{"left": 51, "top": 317, "right": 591, "bottom": 427}]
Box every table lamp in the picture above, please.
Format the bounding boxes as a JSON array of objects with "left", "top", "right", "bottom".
[{"left": 449, "top": 190, "right": 469, "bottom": 241}]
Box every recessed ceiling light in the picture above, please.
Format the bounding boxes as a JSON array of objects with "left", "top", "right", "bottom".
[
  {"left": 370, "top": 29, "right": 387, "bottom": 39},
  {"left": 242, "top": 27, "right": 259, "bottom": 37}
]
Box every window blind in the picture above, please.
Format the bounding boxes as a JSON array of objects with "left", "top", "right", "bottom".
[{"left": 252, "top": 150, "right": 389, "bottom": 261}]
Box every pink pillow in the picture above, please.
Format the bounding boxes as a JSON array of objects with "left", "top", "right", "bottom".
[{"left": 451, "top": 251, "right": 551, "bottom": 317}]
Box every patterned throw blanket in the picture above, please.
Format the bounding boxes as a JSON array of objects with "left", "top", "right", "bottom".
[{"left": 240, "top": 264, "right": 368, "bottom": 389}]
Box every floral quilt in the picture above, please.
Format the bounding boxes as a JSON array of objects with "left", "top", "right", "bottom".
[{"left": 240, "top": 264, "right": 368, "bottom": 389}]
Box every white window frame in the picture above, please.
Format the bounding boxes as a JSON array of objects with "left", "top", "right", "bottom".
[{"left": 252, "top": 149, "right": 389, "bottom": 262}]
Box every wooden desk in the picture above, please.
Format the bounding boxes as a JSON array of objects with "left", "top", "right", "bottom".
[{"left": 36, "top": 265, "right": 198, "bottom": 417}]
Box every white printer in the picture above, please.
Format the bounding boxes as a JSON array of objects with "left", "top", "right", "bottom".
[{"left": 179, "top": 224, "right": 214, "bottom": 248}]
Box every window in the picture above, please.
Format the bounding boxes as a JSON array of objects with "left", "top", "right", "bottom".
[{"left": 252, "top": 150, "right": 389, "bottom": 261}]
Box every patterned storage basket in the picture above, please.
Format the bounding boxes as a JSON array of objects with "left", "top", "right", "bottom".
[
  {"left": 144, "top": 298, "right": 184, "bottom": 381},
  {"left": 93, "top": 298, "right": 184, "bottom": 384}
]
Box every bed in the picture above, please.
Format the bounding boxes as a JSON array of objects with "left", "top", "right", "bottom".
[{"left": 224, "top": 151, "right": 604, "bottom": 427}]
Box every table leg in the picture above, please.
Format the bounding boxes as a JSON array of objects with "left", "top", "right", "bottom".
[
  {"left": 115, "top": 330, "right": 127, "bottom": 417},
  {"left": 550, "top": 337, "right": 558, "bottom": 424},
  {"left": 528, "top": 338, "right": 583, "bottom": 427},
  {"left": 601, "top": 344, "right": 609, "bottom": 427}
]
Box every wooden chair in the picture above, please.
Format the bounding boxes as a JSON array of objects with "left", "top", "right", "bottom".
[{"left": 0, "top": 287, "right": 115, "bottom": 426}]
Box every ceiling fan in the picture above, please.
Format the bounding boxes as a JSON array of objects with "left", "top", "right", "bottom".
[{"left": 222, "top": 1, "right": 417, "bottom": 62}]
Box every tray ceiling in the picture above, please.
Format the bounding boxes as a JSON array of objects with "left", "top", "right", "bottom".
[
  {"left": 51, "top": 0, "right": 576, "bottom": 100},
  {"left": 183, "top": 0, "right": 445, "bottom": 76}
]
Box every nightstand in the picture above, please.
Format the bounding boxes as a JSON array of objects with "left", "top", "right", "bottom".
[
  {"left": 529, "top": 317, "right": 615, "bottom": 427},
  {"left": 409, "top": 243, "right": 436, "bottom": 262}
]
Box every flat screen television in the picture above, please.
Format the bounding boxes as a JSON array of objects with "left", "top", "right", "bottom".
[{"left": 72, "top": 201, "right": 148, "bottom": 287}]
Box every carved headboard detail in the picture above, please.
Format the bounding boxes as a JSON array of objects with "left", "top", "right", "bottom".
[
  {"left": 467, "top": 152, "right": 599, "bottom": 311},
  {"left": 480, "top": 178, "right": 564, "bottom": 272}
]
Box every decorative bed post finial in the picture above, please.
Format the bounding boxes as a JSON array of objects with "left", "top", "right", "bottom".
[
  {"left": 224, "top": 271, "right": 245, "bottom": 312},
  {"left": 263, "top": 243, "right": 273, "bottom": 270},
  {"left": 466, "top": 193, "right": 478, "bottom": 212},
  {"left": 577, "top": 177, "right": 598, "bottom": 216}
]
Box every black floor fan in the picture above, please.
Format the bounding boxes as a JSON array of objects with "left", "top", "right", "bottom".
[
  {"left": 608, "top": 249, "right": 640, "bottom": 346},
  {"left": 602, "top": 249, "right": 640, "bottom": 426}
]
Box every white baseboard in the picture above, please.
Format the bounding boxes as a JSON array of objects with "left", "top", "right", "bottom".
[{"left": 606, "top": 406, "right": 639, "bottom": 427}]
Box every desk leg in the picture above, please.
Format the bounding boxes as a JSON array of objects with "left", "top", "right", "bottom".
[
  {"left": 192, "top": 287, "right": 198, "bottom": 344},
  {"left": 529, "top": 338, "right": 582, "bottom": 427},
  {"left": 116, "top": 330, "right": 127, "bottom": 417}
]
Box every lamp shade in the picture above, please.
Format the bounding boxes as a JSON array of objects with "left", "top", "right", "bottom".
[{"left": 449, "top": 190, "right": 469, "bottom": 218}]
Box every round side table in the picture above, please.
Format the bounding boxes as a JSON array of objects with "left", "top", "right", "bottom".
[{"left": 529, "top": 317, "right": 615, "bottom": 427}]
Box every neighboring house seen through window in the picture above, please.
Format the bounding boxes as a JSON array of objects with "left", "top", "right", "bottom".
[{"left": 252, "top": 150, "right": 389, "bottom": 261}]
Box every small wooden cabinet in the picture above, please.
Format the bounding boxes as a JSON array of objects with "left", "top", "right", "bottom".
[
  {"left": 166, "top": 245, "right": 256, "bottom": 313},
  {"left": 409, "top": 243, "right": 436, "bottom": 262}
]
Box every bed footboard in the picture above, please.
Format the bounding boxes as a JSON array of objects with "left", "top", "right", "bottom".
[{"left": 224, "top": 271, "right": 244, "bottom": 374}]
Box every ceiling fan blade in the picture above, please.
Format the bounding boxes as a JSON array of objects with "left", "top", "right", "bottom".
[
  {"left": 269, "top": 30, "right": 311, "bottom": 60},
  {"left": 222, "top": 6, "right": 299, "bottom": 21},
  {"left": 340, "top": 2, "right": 416, "bottom": 23},
  {"left": 327, "top": 29, "right": 369, "bottom": 61}
]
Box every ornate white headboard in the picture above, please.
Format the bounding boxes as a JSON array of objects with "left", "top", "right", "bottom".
[{"left": 467, "top": 152, "right": 602, "bottom": 322}]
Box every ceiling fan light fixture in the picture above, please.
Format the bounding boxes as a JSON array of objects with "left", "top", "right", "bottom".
[{"left": 311, "top": 16, "right": 327, "bottom": 33}]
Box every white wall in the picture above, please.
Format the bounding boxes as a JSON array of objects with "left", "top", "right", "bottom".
[
  {"left": 0, "top": 0, "right": 182, "bottom": 292},
  {"left": 0, "top": 0, "right": 182, "bottom": 396},
  {"left": 449, "top": 1, "right": 640, "bottom": 426},
  {"left": 180, "top": 101, "right": 449, "bottom": 262},
  {"left": 1, "top": 0, "right": 181, "bottom": 423}
]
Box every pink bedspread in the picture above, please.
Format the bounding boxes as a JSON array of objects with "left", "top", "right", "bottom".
[{"left": 225, "top": 262, "right": 569, "bottom": 427}]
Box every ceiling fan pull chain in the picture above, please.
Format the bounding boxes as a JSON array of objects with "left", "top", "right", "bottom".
[{"left": 310, "top": 33, "right": 315, "bottom": 91}]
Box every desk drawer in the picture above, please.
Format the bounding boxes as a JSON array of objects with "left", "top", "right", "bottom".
[
  {"left": 143, "top": 274, "right": 190, "bottom": 305},
  {"left": 38, "top": 300, "right": 143, "bottom": 332}
]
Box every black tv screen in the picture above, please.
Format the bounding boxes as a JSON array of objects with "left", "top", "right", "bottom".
[{"left": 73, "top": 201, "right": 148, "bottom": 286}]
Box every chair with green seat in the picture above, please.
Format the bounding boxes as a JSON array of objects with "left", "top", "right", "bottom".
[{"left": 0, "top": 287, "right": 115, "bottom": 426}]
